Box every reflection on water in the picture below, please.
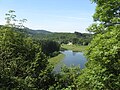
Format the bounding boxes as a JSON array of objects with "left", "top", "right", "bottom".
[
  {"left": 72, "top": 51, "right": 77, "bottom": 56},
  {"left": 53, "top": 50, "right": 87, "bottom": 72}
]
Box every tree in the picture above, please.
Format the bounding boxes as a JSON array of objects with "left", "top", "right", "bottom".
[
  {"left": 88, "top": 0, "right": 120, "bottom": 33},
  {"left": 49, "top": 65, "right": 81, "bottom": 90},
  {"left": 5, "top": 10, "right": 27, "bottom": 29},
  {"left": 40, "top": 40, "right": 60, "bottom": 57},
  {"left": 72, "top": 38, "right": 79, "bottom": 45},
  {"left": 92, "top": 0, "right": 120, "bottom": 26},
  {"left": 77, "top": 0, "right": 120, "bottom": 89},
  {"left": 5, "top": 10, "right": 17, "bottom": 27},
  {"left": 18, "top": 19, "right": 27, "bottom": 29},
  {"left": 0, "top": 27, "right": 48, "bottom": 89},
  {"left": 0, "top": 11, "right": 53, "bottom": 89}
]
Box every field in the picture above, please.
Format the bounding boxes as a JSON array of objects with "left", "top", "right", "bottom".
[
  {"left": 61, "top": 44, "right": 87, "bottom": 52},
  {"left": 48, "top": 54, "right": 65, "bottom": 66}
]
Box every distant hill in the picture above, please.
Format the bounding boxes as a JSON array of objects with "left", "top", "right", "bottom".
[
  {"left": 21, "top": 28, "right": 92, "bottom": 45},
  {"left": 0, "top": 25, "right": 52, "bottom": 35},
  {"left": 23, "top": 28, "right": 52, "bottom": 35},
  {"left": 27, "top": 28, "right": 52, "bottom": 34},
  {"left": 0, "top": 25, "right": 92, "bottom": 45}
]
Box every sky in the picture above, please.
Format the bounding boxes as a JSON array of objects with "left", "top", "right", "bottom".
[{"left": 0, "top": 0, "right": 96, "bottom": 33}]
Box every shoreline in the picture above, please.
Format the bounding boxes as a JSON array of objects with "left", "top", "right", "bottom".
[{"left": 48, "top": 53, "right": 65, "bottom": 66}]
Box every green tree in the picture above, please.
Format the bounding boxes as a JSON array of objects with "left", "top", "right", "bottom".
[
  {"left": 0, "top": 10, "right": 53, "bottom": 89},
  {"left": 78, "top": 25, "right": 120, "bottom": 89},
  {"left": 72, "top": 38, "right": 79, "bottom": 44},
  {"left": 92, "top": 0, "right": 120, "bottom": 26},
  {"left": 0, "top": 26, "right": 54, "bottom": 89},
  {"left": 40, "top": 40, "right": 60, "bottom": 57},
  {"left": 77, "top": 0, "right": 120, "bottom": 89},
  {"left": 49, "top": 65, "right": 81, "bottom": 90},
  {"left": 88, "top": 0, "right": 120, "bottom": 33}
]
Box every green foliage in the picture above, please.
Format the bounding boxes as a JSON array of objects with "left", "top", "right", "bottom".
[
  {"left": 79, "top": 0, "right": 120, "bottom": 89},
  {"left": 88, "top": 0, "right": 120, "bottom": 34},
  {"left": 78, "top": 25, "right": 120, "bottom": 89},
  {"left": 0, "top": 26, "right": 52, "bottom": 89},
  {"left": 49, "top": 65, "right": 81, "bottom": 90},
  {"left": 87, "top": 23, "right": 105, "bottom": 34},
  {"left": 92, "top": 0, "right": 120, "bottom": 26},
  {"left": 72, "top": 38, "right": 79, "bottom": 44},
  {"left": 40, "top": 40, "right": 60, "bottom": 57}
]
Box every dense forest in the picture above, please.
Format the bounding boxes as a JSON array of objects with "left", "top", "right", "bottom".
[
  {"left": 19, "top": 28, "right": 92, "bottom": 45},
  {"left": 0, "top": 0, "right": 120, "bottom": 90}
]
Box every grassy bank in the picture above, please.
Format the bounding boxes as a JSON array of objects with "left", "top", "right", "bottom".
[
  {"left": 49, "top": 54, "right": 65, "bottom": 66},
  {"left": 61, "top": 44, "right": 87, "bottom": 52}
]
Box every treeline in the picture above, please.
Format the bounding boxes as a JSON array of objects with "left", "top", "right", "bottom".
[
  {"left": 0, "top": 24, "right": 93, "bottom": 45},
  {"left": 38, "top": 32, "right": 92, "bottom": 45},
  {"left": 21, "top": 28, "right": 92, "bottom": 45},
  {"left": 47, "top": 32, "right": 92, "bottom": 45}
]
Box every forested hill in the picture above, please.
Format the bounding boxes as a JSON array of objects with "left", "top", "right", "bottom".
[
  {"left": 0, "top": 25, "right": 52, "bottom": 35},
  {"left": 17, "top": 27, "right": 52, "bottom": 36},
  {"left": 0, "top": 25, "right": 92, "bottom": 45},
  {"left": 24, "top": 28, "right": 52, "bottom": 35},
  {"left": 21, "top": 28, "right": 92, "bottom": 45}
]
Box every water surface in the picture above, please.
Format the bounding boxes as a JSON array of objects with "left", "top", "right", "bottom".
[{"left": 53, "top": 50, "right": 87, "bottom": 72}]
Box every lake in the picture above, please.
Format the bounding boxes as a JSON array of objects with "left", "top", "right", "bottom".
[{"left": 53, "top": 50, "right": 87, "bottom": 72}]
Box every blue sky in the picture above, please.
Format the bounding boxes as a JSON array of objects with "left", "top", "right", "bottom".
[{"left": 0, "top": 0, "right": 96, "bottom": 33}]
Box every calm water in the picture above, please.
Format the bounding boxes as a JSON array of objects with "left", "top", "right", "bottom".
[{"left": 53, "top": 50, "right": 87, "bottom": 72}]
